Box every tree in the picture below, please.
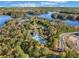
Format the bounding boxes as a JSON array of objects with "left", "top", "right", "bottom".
[
  {"left": 40, "top": 47, "right": 53, "bottom": 56},
  {"left": 15, "top": 45, "right": 29, "bottom": 58},
  {"left": 32, "top": 46, "right": 40, "bottom": 57},
  {"left": 59, "top": 52, "right": 66, "bottom": 58},
  {"left": 28, "top": 46, "right": 33, "bottom": 56}
]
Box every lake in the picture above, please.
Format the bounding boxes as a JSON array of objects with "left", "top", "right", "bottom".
[
  {"left": 0, "top": 15, "right": 11, "bottom": 27},
  {"left": 64, "top": 20, "right": 79, "bottom": 26},
  {"left": 0, "top": 12, "right": 79, "bottom": 27},
  {"left": 27, "top": 11, "right": 79, "bottom": 27}
]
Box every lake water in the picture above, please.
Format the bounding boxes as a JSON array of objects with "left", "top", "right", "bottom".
[
  {"left": 27, "top": 11, "right": 79, "bottom": 26},
  {"left": 0, "top": 15, "right": 11, "bottom": 27},
  {"left": 0, "top": 13, "right": 79, "bottom": 27},
  {"left": 64, "top": 20, "right": 79, "bottom": 26},
  {"left": 38, "top": 12, "right": 54, "bottom": 21}
]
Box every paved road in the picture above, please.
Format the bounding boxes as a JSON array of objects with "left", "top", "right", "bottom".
[{"left": 59, "top": 32, "right": 79, "bottom": 50}]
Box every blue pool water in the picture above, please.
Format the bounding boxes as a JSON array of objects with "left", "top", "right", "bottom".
[
  {"left": 33, "top": 34, "right": 46, "bottom": 44},
  {"left": 32, "top": 32, "right": 46, "bottom": 44}
]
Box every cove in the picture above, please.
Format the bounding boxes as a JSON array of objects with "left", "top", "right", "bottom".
[
  {"left": 64, "top": 20, "right": 79, "bottom": 26},
  {"left": 0, "top": 15, "right": 11, "bottom": 27}
]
